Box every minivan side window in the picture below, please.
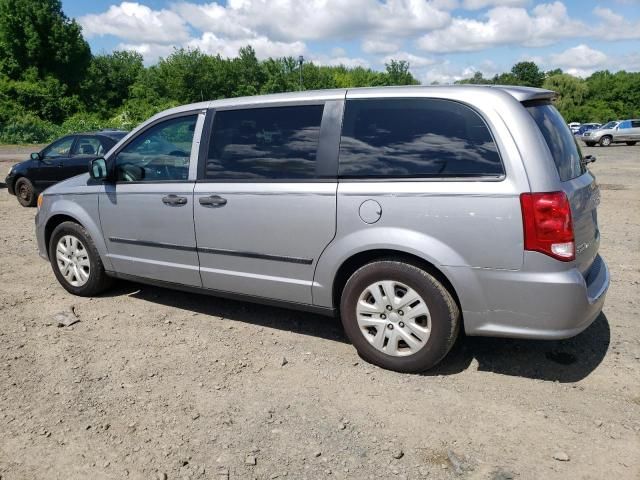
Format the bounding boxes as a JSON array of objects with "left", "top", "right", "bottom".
[
  {"left": 339, "top": 99, "right": 503, "bottom": 178},
  {"left": 114, "top": 115, "right": 197, "bottom": 182},
  {"left": 204, "top": 104, "right": 324, "bottom": 180}
]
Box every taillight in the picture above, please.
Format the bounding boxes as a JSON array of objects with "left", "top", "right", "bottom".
[{"left": 520, "top": 191, "right": 575, "bottom": 261}]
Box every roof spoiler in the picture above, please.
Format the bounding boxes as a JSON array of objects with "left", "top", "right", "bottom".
[{"left": 490, "top": 85, "right": 557, "bottom": 103}]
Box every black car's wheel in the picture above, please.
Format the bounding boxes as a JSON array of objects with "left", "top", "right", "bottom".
[
  {"left": 626, "top": 141, "right": 637, "bottom": 146},
  {"left": 599, "top": 136, "right": 612, "bottom": 147},
  {"left": 48, "top": 221, "right": 113, "bottom": 296},
  {"left": 339, "top": 260, "right": 460, "bottom": 373},
  {"left": 14, "top": 177, "right": 37, "bottom": 207}
]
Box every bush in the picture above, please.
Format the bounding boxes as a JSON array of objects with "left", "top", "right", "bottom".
[{"left": 0, "top": 113, "right": 59, "bottom": 143}]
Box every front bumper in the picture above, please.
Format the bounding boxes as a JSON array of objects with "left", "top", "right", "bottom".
[
  {"left": 5, "top": 173, "right": 16, "bottom": 195},
  {"left": 35, "top": 210, "right": 49, "bottom": 261},
  {"left": 446, "top": 253, "right": 610, "bottom": 340}
]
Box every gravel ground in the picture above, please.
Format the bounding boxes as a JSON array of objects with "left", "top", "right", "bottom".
[{"left": 0, "top": 144, "right": 638, "bottom": 480}]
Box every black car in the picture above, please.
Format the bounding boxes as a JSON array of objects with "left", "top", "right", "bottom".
[{"left": 5, "top": 130, "right": 128, "bottom": 206}]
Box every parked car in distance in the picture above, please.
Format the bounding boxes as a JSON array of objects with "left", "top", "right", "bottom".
[
  {"left": 568, "top": 122, "right": 581, "bottom": 134},
  {"left": 581, "top": 119, "right": 640, "bottom": 146},
  {"left": 575, "top": 123, "right": 601, "bottom": 136},
  {"left": 5, "top": 130, "right": 128, "bottom": 206},
  {"left": 34, "top": 86, "right": 609, "bottom": 373}
]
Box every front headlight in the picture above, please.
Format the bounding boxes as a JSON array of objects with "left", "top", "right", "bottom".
[{"left": 7, "top": 165, "right": 14, "bottom": 175}]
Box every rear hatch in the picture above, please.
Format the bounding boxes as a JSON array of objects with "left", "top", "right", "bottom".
[{"left": 525, "top": 102, "right": 600, "bottom": 275}]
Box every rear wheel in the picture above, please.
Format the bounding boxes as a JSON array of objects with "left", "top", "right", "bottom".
[
  {"left": 14, "top": 177, "right": 36, "bottom": 207},
  {"left": 626, "top": 141, "right": 637, "bottom": 146},
  {"left": 339, "top": 260, "right": 460, "bottom": 373},
  {"left": 599, "top": 136, "right": 612, "bottom": 147},
  {"left": 49, "top": 221, "right": 113, "bottom": 296}
]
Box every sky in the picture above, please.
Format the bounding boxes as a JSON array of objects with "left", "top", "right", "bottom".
[{"left": 62, "top": 0, "right": 640, "bottom": 84}]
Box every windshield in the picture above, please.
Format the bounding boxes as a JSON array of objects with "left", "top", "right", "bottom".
[
  {"left": 600, "top": 121, "right": 618, "bottom": 130},
  {"left": 526, "top": 102, "right": 585, "bottom": 181}
]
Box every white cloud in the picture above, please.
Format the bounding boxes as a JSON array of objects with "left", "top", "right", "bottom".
[
  {"left": 417, "top": 2, "right": 584, "bottom": 53},
  {"left": 116, "top": 42, "right": 177, "bottom": 64},
  {"left": 187, "top": 32, "right": 306, "bottom": 60},
  {"left": 550, "top": 44, "right": 608, "bottom": 70},
  {"left": 382, "top": 52, "right": 436, "bottom": 68},
  {"left": 173, "top": 0, "right": 450, "bottom": 42},
  {"left": 592, "top": 7, "right": 640, "bottom": 40},
  {"left": 80, "top": 2, "right": 189, "bottom": 43},
  {"left": 310, "top": 54, "right": 370, "bottom": 68},
  {"left": 362, "top": 39, "right": 401, "bottom": 55},
  {"left": 461, "top": 0, "right": 529, "bottom": 9}
]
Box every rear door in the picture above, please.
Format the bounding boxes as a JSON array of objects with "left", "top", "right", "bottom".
[
  {"left": 99, "top": 112, "right": 203, "bottom": 286},
  {"left": 67, "top": 136, "right": 105, "bottom": 177},
  {"left": 631, "top": 120, "right": 640, "bottom": 142},
  {"left": 525, "top": 102, "right": 600, "bottom": 274},
  {"left": 193, "top": 101, "right": 341, "bottom": 304}
]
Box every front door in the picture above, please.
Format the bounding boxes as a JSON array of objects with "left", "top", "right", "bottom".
[
  {"left": 36, "top": 136, "right": 76, "bottom": 189},
  {"left": 193, "top": 103, "right": 339, "bottom": 304},
  {"left": 99, "top": 113, "right": 203, "bottom": 286}
]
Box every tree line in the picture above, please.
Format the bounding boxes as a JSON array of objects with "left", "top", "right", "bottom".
[{"left": 0, "top": 0, "right": 638, "bottom": 144}]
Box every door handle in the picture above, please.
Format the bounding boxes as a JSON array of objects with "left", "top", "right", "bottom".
[
  {"left": 199, "top": 195, "right": 227, "bottom": 207},
  {"left": 162, "top": 194, "right": 188, "bottom": 206}
]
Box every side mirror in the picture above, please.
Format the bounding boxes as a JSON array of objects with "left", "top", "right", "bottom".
[
  {"left": 30, "top": 152, "right": 41, "bottom": 161},
  {"left": 89, "top": 157, "right": 109, "bottom": 181},
  {"left": 582, "top": 155, "right": 596, "bottom": 165}
]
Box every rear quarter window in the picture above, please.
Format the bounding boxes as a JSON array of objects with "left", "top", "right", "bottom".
[
  {"left": 525, "top": 102, "right": 585, "bottom": 181},
  {"left": 338, "top": 98, "right": 504, "bottom": 178}
]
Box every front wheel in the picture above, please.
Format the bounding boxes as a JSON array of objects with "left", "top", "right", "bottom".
[
  {"left": 339, "top": 261, "right": 460, "bottom": 373},
  {"left": 49, "top": 221, "right": 113, "bottom": 296},
  {"left": 14, "top": 177, "right": 37, "bottom": 207},
  {"left": 626, "top": 141, "right": 637, "bottom": 146},
  {"left": 599, "top": 136, "right": 612, "bottom": 147}
]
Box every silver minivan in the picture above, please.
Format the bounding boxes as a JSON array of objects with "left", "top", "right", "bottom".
[
  {"left": 581, "top": 119, "right": 640, "bottom": 146},
  {"left": 35, "top": 86, "right": 609, "bottom": 373}
]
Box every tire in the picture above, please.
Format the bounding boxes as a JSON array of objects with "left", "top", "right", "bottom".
[
  {"left": 14, "top": 177, "right": 37, "bottom": 207},
  {"left": 48, "top": 221, "right": 113, "bottom": 296},
  {"left": 339, "top": 260, "right": 460, "bottom": 373},
  {"left": 599, "top": 136, "right": 612, "bottom": 147},
  {"left": 626, "top": 141, "right": 637, "bottom": 146},
  {"left": 585, "top": 142, "right": 596, "bottom": 147}
]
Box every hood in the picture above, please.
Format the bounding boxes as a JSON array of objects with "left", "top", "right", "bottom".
[{"left": 43, "top": 173, "right": 93, "bottom": 195}]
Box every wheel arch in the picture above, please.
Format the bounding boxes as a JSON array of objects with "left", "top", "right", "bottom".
[
  {"left": 331, "top": 249, "right": 462, "bottom": 318},
  {"left": 45, "top": 214, "right": 83, "bottom": 253}
]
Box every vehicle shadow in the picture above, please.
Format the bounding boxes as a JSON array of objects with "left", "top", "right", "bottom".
[
  {"left": 107, "top": 281, "right": 610, "bottom": 383},
  {"left": 427, "top": 312, "right": 611, "bottom": 383},
  {"left": 0, "top": 181, "right": 6, "bottom": 189},
  {"left": 108, "top": 281, "right": 348, "bottom": 344}
]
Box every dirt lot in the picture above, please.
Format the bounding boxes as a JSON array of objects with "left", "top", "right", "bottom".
[{"left": 0, "top": 144, "right": 638, "bottom": 480}]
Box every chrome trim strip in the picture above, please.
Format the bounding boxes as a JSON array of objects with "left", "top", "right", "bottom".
[
  {"left": 108, "top": 237, "right": 314, "bottom": 265},
  {"left": 198, "top": 247, "right": 313, "bottom": 265}
]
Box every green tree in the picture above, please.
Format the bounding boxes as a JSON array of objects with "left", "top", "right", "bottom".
[
  {"left": 384, "top": 60, "right": 419, "bottom": 86},
  {"left": 543, "top": 74, "right": 588, "bottom": 121},
  {"left": 0, "top": 0, "right": 91, "bottom": 89},
  {"left": 81, "top": 51, "right": 144, "bottom": 116},
  {"left": 510, "top": 61, "right": 545, "bottom": 87}
]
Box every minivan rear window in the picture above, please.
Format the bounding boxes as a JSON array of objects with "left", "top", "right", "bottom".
[
  {"left": 525, "top": 102, "right": 585, "bottom": 181},
  {"left": 339, "top": 98, "right": 503, "bottom": 178}
]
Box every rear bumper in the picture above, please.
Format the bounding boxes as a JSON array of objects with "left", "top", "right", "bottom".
[{"left": 446, "top": 253, "right": 609, "bottom": 340}]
